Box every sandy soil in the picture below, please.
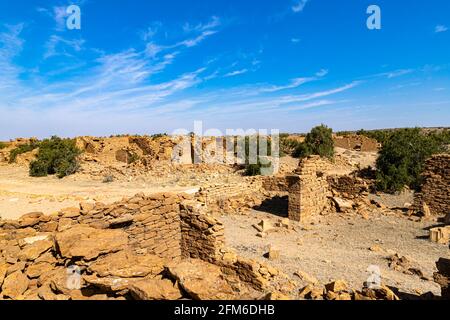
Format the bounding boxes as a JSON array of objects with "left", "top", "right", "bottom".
[
  {"left": 221, "top": 209, "right": 449, "bottom": 297},
  {"left": 0, "top": 165, "right": 199, "bottom": 220}
]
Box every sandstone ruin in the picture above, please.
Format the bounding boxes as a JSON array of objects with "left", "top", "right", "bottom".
[{"left": 0, "top": 134, "right": 449, "bottom": 300}]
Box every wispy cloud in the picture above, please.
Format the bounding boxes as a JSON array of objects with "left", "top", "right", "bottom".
[
  {"left": 141, "top": 22, "right": 162, "bottom": 41},
  {"left": 224, "top": 69, "right": 248, "bottom": 77},
  {"left": 183, "top": 16, "right": 221, "bottom": 33},
  {"left": 0, "top": 24, "right": 25, "bottom": 91},
  {"left": 260, "top": 69, "right": 328, "bottom": 93},
  {"left": 44, "top": 35, "right": 85, "bottom": 59},
  {"left": 292, "top": 0, "right": 309, "bottom": 13},
  {"left": 385, "top": 69, "right": 414, "bottom": 78},
  {"left": 435, "top": 25, "right": 448, "bottom": 33}
]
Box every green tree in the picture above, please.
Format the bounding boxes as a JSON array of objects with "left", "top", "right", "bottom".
[
  {"left": 29, "top": 136, "right": 82, "bottom": 178},
  {"left": 376, "top": 128, "right": 446, "bottom": 193},
  {"left": 293, "top": 124, "right": 334, "bottom": 159},
  {"left": 9, "top": 141, "right": 40, "bottom": 163}
]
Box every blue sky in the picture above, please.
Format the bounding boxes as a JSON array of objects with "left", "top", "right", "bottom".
[{"left": 0, "top": 0, "right": 449, "bottom": 139}]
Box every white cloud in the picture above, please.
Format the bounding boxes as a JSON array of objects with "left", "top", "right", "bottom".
[
  {"left": 180, "top": 30, "right": 217, "bottom": 48},
  {"left": 292, "top": 0, "right": 309, "bottom": 13},
  {"left": 53, "top": 6, "right": 69, "bottom": 31},
  {"left": 44, "top": 35, "right": 85, "bottom": 59},
  {"left": 435, "top": 25, "right": 448, "bottom": 33},
  {"left": 260, "top": 69, "right": 328, "bottom": 93},
  {"left": 385, "top": 69, "right": 414, "bottom": 78},
  {"left": 291, "top": 38, "right": 300, "bottom": 43},
  {"left": 183, "top": 16, "right": 221, "bottom": 33},
  {"left": 0, "top": 24, "right": 25, "bottom": 92},
  {"left": 224, "top": 69, "right": 248, "bottom": 77},
  {"left": 141, "top": 22, "right": 162, "bottom": 41},
  {"left": 315, "top": 69, "right": 329, "bottom": 77}
]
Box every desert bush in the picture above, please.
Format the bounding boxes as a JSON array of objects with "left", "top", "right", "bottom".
[
  {"left": 151, "top": 133, "right": 168, "bottom": 139},
  {"left": 9, "top": 141, "right": 40, "bottom": 163},
  {"left": 375, "top": 128, "right": 447, "bottom": 193},
  {"left": 29, "top": 136, "right": 81, "bottom": 178},
  {"left": 244, "top": 157, "right": 273, "bottom": 176},
  {"left": 280, "top": 137, "right": 303, "bottom": 156},
  {"left": 293, "top": 124, "right": 334, "bottom": 159},
  {"left": 0, "top": 142, "right": 8, "bottom": 149},
  {"left": 356, "top": 129, "right": 393, "bottom": 145},
  {"left": 240, "top": 136, "right": 274, "bottom": 176},
  {"left": 128, "top": 152, "right": 141, "bottom": 164}
]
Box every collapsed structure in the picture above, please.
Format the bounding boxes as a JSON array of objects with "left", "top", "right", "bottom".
[
  {"left": 1, "top": 134, "right": 449, "bottom": 300},
  {"left": 0, "top": 192, "right": 293, "bottom": 300}
]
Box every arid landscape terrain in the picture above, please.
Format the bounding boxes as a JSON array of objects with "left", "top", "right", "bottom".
[{"left": 0, "top": 131, "right": 448, "bottom": 301}]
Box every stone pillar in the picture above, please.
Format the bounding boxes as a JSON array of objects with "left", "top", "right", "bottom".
[{"left": 287, "top": 175, "right": 302, "bottom": 222}]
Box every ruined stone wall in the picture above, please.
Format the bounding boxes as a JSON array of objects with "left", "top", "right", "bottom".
[
  {"left": 0, "top": 192, "right": 232, "bottom": 264},
  {"left": 262, "top": 176, "right": 290, "bottom": 192},
  {"left": 327, "top": 175, "right": 369, "bottom": 200},
  {"left": 180, "top": 203, "right": 225, "bottom": 262},
  {"left": 288, "top": 156, "right": 333, "bottom": 222},
  {"left": 414, "top": 154, "right": 450, "bottom": 216},
  {"left": 333, "top": 135, "right": 379, "bottom": 152},
  {"left": 195, "top": 178, "right": 267, "bottom": 214}
]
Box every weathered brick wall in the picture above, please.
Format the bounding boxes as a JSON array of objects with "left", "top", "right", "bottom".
[
  {"left": 288, "top": 156, "right": 333, "bottom": 222},
  {"left": 195, "top": 177, "right": 266, "bottom": 214},
  {"left": 333, "top": 135, "right": 379, "bottom": 152},
  {"left": 180, "top": 203, "right": 225, "bottom": 262},
  {"left": 262, "top": 176, "right": 290, "bottom": 192},
  {"left": 327, "top": 175, "right": 369, "bottom": 199},
  {"left": 414, "top": 154, "right": 450, "bottom": 216},
  {"left": 0, "top": 192, "right": 231, "bottom": 263}
]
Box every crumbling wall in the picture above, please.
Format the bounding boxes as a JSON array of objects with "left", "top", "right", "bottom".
[
  {"left": 180, "top": 203, "right": 225, "bottom": 262},
  {"left": 327, "top": 175, "right": 369, "bottom": 200},
  {"left": 0, "top": 193, "right": 185, "bottom": 260},
  {"left": 0, "top": 192, "right": 234, "bottom": 264},
  {"left": 333, "top": 135, "right": 379, "bottom": 152},
  {"left": 414, "top": 154, "right": 450, "bottom": 216},
  {"left": 288, "top": 156, "right": 333, "bottom": 222},
  {"left": 195, "top": 178, "right": 267, "bottom": 214},
  {"left": 263, "top": 176, "right": 290, "bottom": 192}
]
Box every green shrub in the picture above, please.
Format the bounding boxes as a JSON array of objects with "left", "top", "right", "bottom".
[
  {"left": 9, "top": 141, "right": 40, "bottom": 163},
  {"left": 151, "top": 133, "right": 168, "bottom": 139},
  {"left": 128, "top": 152, "right": 141, "bottom": 164},
  {"left": 244, "top": 157, "right": 273, "bottom": 176},
  {"left": 293, "top": 124, "right": 334, "bottom": 159},
  {"left": 0, "top": 142, "right": 8, "bottom": 149},
  {"left": 375, "top": 128, "right": 447, "bottom": 193},
  {"left": 241, "top": 136, "right": 274, "bottom": 176},
  {"left": 29, "top": 136, "right": 81, "bottom": 178},
  {"left": 356, "top": 129, "right": 393, "bottom": 145},
  {"left": 280, "top": 137, "right": 303, "bottom": 156}
]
